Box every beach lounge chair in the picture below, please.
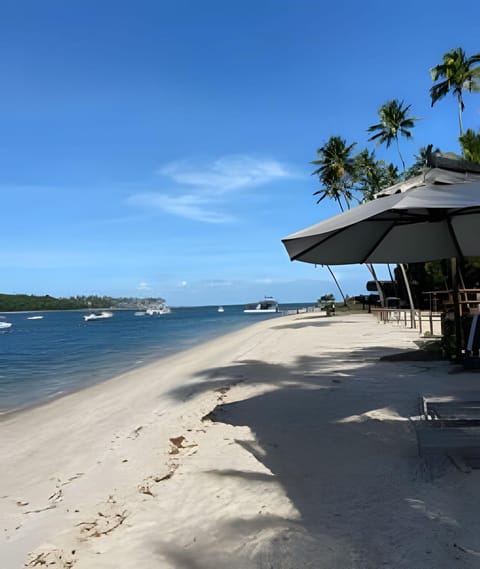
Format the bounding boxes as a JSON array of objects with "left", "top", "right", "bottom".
[{"left": 415, "top": 396, "right": 480, "bottom": 471}]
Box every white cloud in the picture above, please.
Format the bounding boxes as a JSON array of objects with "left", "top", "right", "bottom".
[
  {"left": 204, "top": 279, "right": 233, "bottom": 287},
  {"left": 128, "top": 193, "right": 235, "bottom": 224},
  {"left": 128, "top": 154, "right": 295, "bottom": 223},
  {"left": 137, "top": 281, "right": 152, "bottom": 292},
  {"left": 179, "top": 280, "right": 188, "bottom": 287},
  {"left": 158, "top": 155, "right": 291, "bottom": 194}
]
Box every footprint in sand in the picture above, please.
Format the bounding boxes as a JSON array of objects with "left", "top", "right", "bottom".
[
  {"left": 25, "top": 546, "right": 77, "bottom": 568},
  {"left": 76, "top": 497, "right": 128, "bottom": 540}
]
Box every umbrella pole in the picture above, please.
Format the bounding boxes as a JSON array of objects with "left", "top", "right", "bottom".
[
  {"left": 399, "top": 264, "right": 416, "bottom": 328},
  {"left": 451, "top": 257, "right": 463, "bottom": 361}
]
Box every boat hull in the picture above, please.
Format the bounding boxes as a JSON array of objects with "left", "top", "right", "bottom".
[{"left": 84, "top": 311, "right": 113, "bottom": 321}]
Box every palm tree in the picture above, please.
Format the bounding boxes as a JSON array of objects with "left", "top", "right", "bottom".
[
  {"left": 311, "top": 136, "right": 357, "bottom": 211},
  {"left": 311, "top": 136, "right": 359, "bottom": 305},
  {"left": 459, "top": 128, "right": 480, "bottom": 164},
  {"left": 367, "top": 99, "right": 419, "bottom": 171},
  {"left": 403, "top": 144, "right": 442, "bottom": 179},
  {"left": 354, "top": 149, "right": 399, "bottom": 201},
  {"left": 430, "top": 48, "right": 480, "bottom": 136}
]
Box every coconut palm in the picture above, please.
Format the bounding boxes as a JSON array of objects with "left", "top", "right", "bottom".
[
  {"left": 311, "top": 136, "right": 357, "bottom": 211},
  {"left": 403, "top": 144, "right": 442, "bottom": 179},
  {"left": 354, "top": 149, "right": 399, "bottom": 201},
  {"left": 367, "top": 99, "right": 419, "bottom": 171},
  {"left": 430, "top": 48, "right": 480, "bottom": 136},
  {"left": 310, "top": 136, "right": 359, "bottom": 305},
  {"left": 459, "top": 128, "right": 480, "bottom": 164}
]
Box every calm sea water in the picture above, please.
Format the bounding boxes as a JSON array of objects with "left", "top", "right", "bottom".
[{"left": 0, "top": 304, "right": 311, "bottom": 414}]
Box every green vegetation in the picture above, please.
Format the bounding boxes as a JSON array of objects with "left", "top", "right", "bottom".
[
  {"left": 459, "top": 129, "right": 480, "bottom": 163},
  {"left": 0, "top": 294, "right": 165, "bottom": 312},
  {"left": 367, "top": 99, "right": 420, "bottom": 170},
  {"left": 311, "top": 48, "right": 480, "bottom": 209},
  {"left": 311, "top": 46, "right": 480, "bottom": 309},
  {"left": 311, "top": 136, "right": 357, "bottom": 211},
  {"left": 430, "top": 47, "right": 480, "bottom": 136}
]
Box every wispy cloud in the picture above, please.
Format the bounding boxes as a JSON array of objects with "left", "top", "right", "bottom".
[
  {"left": 127, "top": 154, "right": 295, "bottom": 223},
  {"left": 128, "top": 193, "right": 235, "bottom": 223},
  {"left": 204, "top": 279, "right": 233, "bottom": 287},
  {"left": 158, "top": 155, "right": 291, "bottom": 194},
  {"left": 137, "top": 281, "right": 152, "bottom": 293}
]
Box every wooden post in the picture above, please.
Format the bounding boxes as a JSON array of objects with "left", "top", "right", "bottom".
[{"left": 451, "top": 258, "right": 463, "bottom": 361}]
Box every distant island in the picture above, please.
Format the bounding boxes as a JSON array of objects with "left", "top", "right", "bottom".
[{"left": 0, "top": 294, "right": 166, "bottom": 312}]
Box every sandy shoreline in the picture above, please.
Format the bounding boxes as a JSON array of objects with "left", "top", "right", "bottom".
[{"left": 2, "top": 312, "right": 480, "bottom": 568}]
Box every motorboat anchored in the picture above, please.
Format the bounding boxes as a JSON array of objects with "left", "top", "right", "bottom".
[
  {"left": 244, "top": 297, "right": 279, "bottom": 314},
  {"left": 146, "top": 305, "right": 171, "bottom": 316},
  {"left": 218, "top": 306, "right": 224, "bottom": 313},
  {"left": 84, "top": 311, "right": 114, "bottom": 321}
]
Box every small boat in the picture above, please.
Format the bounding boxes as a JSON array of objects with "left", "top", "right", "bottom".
[
  {"left": 218, "top": 306, "right": 224, "bottom": 313},
  {"left": 146, "top": 305, "right": 171, "bottom": 316},
  {"left": 0, "top": 321, "right": 12, "bottom": 329},
  {"left": 244, "top": 297, "right": 279, "bottom": 314},
  {"left": 27, "top": 315, "right": 44, "bottom": 320},
  {"left": 84, "top": 311, "right": 113, "bottom": 321}
]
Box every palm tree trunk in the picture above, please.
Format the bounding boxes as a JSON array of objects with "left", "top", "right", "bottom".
[
  {"left": 387, "top": 264, "right": 394, "bottom": 281},
  {"left": 366, "top": 263, "right": 385, "bottom": 306},
  {"left": 325, "top": 265, "right": 348, "bottom": 306},
  {"left": 458, "top": 95, "right": 464, "bottom": 136},
  {"left": 395, "top": 138, "right": 406, "bottom": 170}
]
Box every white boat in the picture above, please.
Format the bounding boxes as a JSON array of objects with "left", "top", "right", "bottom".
[
  {"left": 84, "top": 311, "right": 113, "bottom": 321},
  {"left": 244, "top": 297, "right": 279, "bottom": 314},
  {"left": 218, "top": 306, "right": 224, "bottom": 313},
  {"left": 27, "top": 315, "right": 44, "bottom": 320},
  {"left": 146, "top": 306, "right": 171, "bottom": 316},
  {"left": 0, "top": 321, "right": 12, "bottom": 329}
]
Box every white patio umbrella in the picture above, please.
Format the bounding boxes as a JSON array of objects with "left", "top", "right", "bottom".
[{"left": 282, "top": 181, "right": 480, "bottom": 359}]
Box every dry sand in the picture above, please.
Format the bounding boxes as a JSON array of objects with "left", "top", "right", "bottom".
[{"left": 2, "top": 312, "right": 480, "bottom": 568}]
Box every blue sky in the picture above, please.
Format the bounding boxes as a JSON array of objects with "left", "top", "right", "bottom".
[{"left": 1, "top": 0, "right": 480, "bottom": 306}]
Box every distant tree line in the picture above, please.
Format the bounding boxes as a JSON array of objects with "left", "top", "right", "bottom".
[{"left": 0, "top": 294, "right": 165, "bottom": 312}]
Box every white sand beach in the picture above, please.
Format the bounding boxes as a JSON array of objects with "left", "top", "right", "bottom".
[{"left": 2, "top": 312, "right": 480, "bottom": 568}]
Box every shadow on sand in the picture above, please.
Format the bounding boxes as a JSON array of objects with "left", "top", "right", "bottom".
[{"left": 158, "top": 345, "right": 480, "bottom": 568}]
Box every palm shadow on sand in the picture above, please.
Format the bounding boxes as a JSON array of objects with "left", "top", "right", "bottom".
[{"left": 158, "top": 344, "right": 480, "bottom": 568}]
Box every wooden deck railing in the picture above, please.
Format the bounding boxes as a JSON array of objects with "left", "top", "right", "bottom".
[{"left": 371, "top": 307, "right": 443, "bottom": 336}]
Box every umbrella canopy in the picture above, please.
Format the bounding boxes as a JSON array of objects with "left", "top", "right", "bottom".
[
  {"left": 282, "top": 182, "right": 480, "bottom": 266},
  {"left": 377, "top": 166, "right": 480, "bottom": 197}
]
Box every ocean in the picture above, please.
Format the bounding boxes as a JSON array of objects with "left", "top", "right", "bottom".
[{"left": 0, "top": 304, "right": 312, "bottom": 414}]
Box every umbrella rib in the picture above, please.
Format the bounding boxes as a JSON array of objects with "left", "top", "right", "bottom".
[
  {"left": 446, "top": 216, "right": 464, "bottom": 262},
  {"left": 359, "top": 222, "right": 397, "bottom": 263},
  {"left": 289, "top": 204, "right": 478, "bottom": 263},
  {"left": 290, "top": 226, "right": 351, "bottom": 261}
]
